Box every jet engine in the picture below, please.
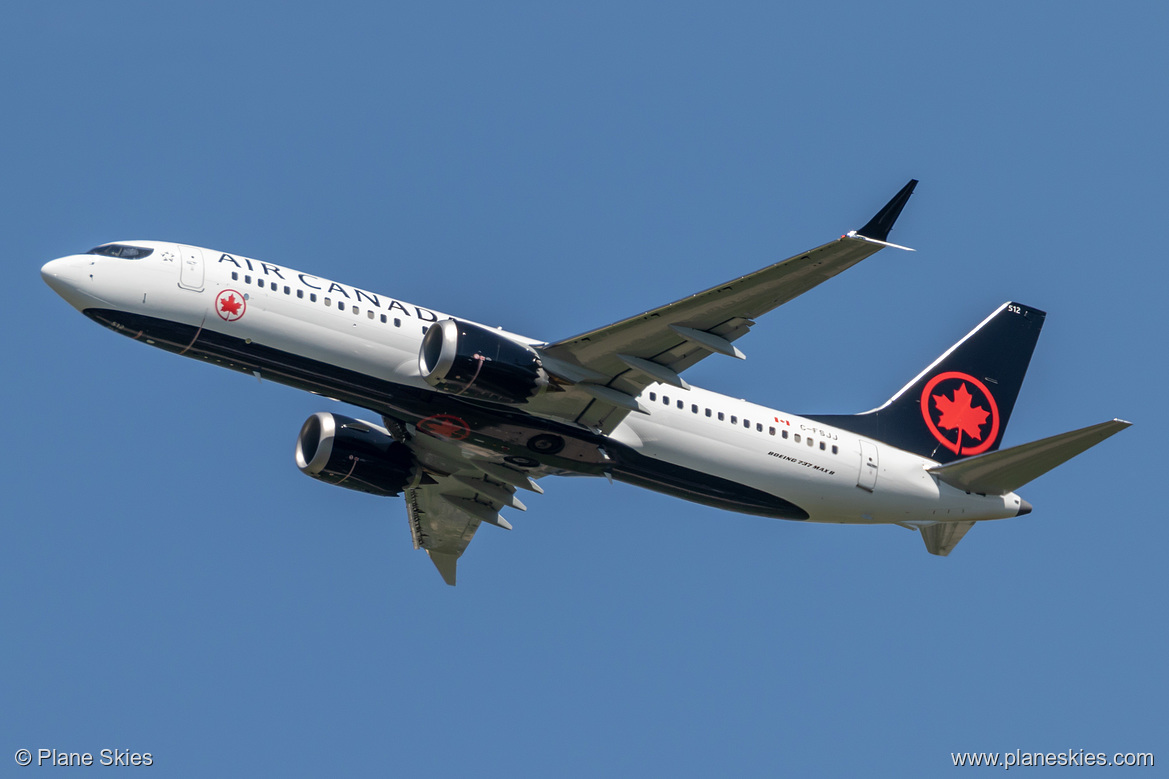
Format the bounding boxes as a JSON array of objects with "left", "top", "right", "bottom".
[
  {"left": 419, "top": 319, "right": 549, "bottom": 405},
  {"left": 295, "top": 412, "right": 417, "bottom": 497}
]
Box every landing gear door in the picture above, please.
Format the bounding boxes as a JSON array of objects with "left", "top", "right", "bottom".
[
  {"left": 178, "top": 245, "right": 205, "bottom": 291},
  {"left": 858, "top": 440, "right": 879, "bottom": 492}
]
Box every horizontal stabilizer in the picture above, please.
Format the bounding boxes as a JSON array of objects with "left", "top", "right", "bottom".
[
  {"left": 920, "top": 520, "right": 976, "bottom": 556},
  {"left": 928, "top": 419, "right": 1131, "bottom": 495}
]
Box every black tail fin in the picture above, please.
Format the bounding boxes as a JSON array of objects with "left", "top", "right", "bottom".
[{"left": 808, "top": 302, "right": 1045, "bottom": 463}]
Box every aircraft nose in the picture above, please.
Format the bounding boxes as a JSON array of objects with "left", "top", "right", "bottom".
[
  {"left": 1016, "top": 499, "right": 1033, "bottom": 516},
  {"left": 41, "top": 257, "right": 74, "bottom": 294},
  {"left": 41, "top": 257, "right": 64, "bottom": 279},
  {"left": 41, "top": 254, "right": 104, "bottom": 311}
]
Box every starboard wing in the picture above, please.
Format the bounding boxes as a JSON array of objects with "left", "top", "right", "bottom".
[{"left": 532, "top": 180, "right": 918, "bottom": 433}]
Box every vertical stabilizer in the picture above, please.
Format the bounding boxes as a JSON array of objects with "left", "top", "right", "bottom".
[{"left": 809, "top": 302, "right": 1045, "bottom": 463}]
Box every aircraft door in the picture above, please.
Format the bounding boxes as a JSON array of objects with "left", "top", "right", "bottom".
[
  {"left": 858, "top": 440, "right": 879, "bottom": 491},
  {"left": 178, "top": 245, "right": 205, "bottom": 291}
]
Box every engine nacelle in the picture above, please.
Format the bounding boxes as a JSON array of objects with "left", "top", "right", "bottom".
[
  {"left": 419, "top": 318, "right": 549, "bottom": 405},
  {"left": 295, "top": 412, "right": 417, "bottom": 497}
]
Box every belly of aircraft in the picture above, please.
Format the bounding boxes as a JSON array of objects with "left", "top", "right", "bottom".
[{"left": 83, "top": 307, "right": 812, "bottom": 520}]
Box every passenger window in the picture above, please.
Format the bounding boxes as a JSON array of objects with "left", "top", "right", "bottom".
[
  {"left": 310, "top": 293, "right": 317, "bottom": 302},
  {"left": 284, "top": 286, "right": 291, "bottom": 294},
  {"left": 769, "top": 427, "right": 776, "bottom": 435},
  {"left": 691, "top": 404, "right": 698, "bottom": 413},
  {"left": 663, "top": 396, "right": 670, "bottom": 405},
  {"left": 743, "top": 419, "right": 750, "bottom": 428},
  {"left": 394, "top": 318, "right": 401, "bottom": 327},
  {"left": 324, "top": 297, "right": 332, "bottom": 306},
  {"left": 731, "top": 416, "right": 737, "bottom": 424},
  {"left": 352, "top": 305, "right": 359, "bottom": 314},
  {"left": 649, "top": 392, "right": 656, "bottom": 401},
  {"left": 257, "top": 279, "right": 264, "bottom": 288},
  {"left": 380, "top": 314, "right": 386, "bottom": 323},
  {"left": 756, "top": 423, "right": 763, "bottom": 432},
  {"left": 794, "top": 434, "right": 801, "bottom": 443},
  {"left": 245, "top": 275, "right": 252, "bottom": 284},
  {"left": 367, "top": 310, "right": 374, "bottom": 319},
  {"left": 820, "top": 441, "right": 826, "bottom": 450},
  {"left": 705, "top": 408, "right": 711, "bottom": 417},
  {"left": 831, "top": 445, "right": 838, "bottom": 454},
  {"left": 677, "top": 400, "right": 683, "bottom": 409},
  {"left": 718, "top": 412, "right": 724, "bottom": 421},
  {"left": 807, "top": 437, "right": 814, "bottom": 447},
  {"left": 231, "top": 271, "right": 238, "bottom": 281},
  {"left": 297, "top": 290, "right": 304, "bottom": 299},
  {"left": 782, "top": 430, "right": 789, "bottom": 439}
]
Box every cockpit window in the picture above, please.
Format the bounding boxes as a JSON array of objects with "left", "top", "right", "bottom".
[{"left": 87, "top": 244, "right": 154, "bottom": 259}]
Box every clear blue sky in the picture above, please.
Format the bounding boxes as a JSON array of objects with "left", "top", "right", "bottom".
[{"left": 3, "top": 2, "right": 1164, "bottom": 775}]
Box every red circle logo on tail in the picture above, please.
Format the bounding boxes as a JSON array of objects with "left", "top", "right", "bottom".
[{"left": 920, "top": 371, "right": 999, "bottom": 456}]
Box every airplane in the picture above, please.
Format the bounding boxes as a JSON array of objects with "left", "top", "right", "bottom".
[{"left": 40, "top": 180, "right": 1130, "bottom": 585}]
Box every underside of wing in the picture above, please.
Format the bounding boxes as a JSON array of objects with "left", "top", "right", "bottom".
[
  {"left": 530, "top": 180, "right": 918, "bottom": 433},
  {"left": 406, "top": 482, "right": 505, "bottom": 585},
  {"left": 395, "top": 417, "right": 543, "bottom": 585}
]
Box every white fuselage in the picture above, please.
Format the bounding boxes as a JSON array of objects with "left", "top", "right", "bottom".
[{"left": 41, "top": 242, "right": 1027, "bottom": 528}]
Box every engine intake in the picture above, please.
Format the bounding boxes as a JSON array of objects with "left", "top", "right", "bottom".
[
  {"left": 419, "top": 319, "right": 549, "bottom": 405},
  {"left": 295, "top": 412, "right": 417, "bottom": 497}
]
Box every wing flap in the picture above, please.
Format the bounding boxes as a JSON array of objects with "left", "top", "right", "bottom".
[
  {"left": 450, "top": 475, "right": 527, "bottom": 511},
  {"left": 474, "top": 461, "right": 545, "bottom": 493}
]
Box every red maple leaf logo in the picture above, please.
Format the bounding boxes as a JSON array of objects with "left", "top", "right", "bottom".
[
  {"left": 932, "top": 383, "right": 990, "bottom": 442},
  {"left": 418, "top": 414, "right": 470, "bottom": 440},
  {"left": 219, "top": 294, "right": 242, "bottom": 316}
]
